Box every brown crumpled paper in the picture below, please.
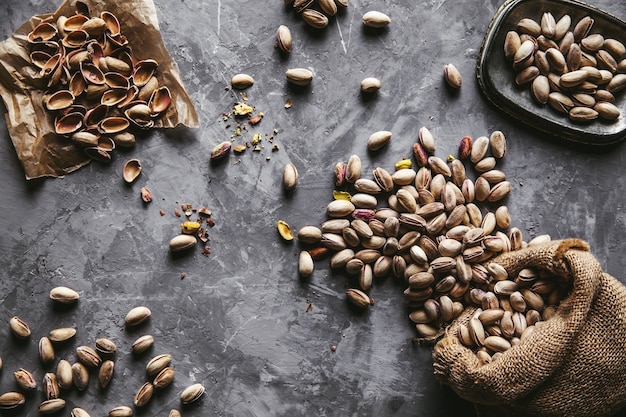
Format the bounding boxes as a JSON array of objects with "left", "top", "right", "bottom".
[{"left": 0, "top": 0, "right": 199, "bottom": 180}]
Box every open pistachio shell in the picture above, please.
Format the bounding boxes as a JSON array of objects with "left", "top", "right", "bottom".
[
  {"left": 133, "top": 59, "right": 159, "bottom": 87},
  {"left": 277, "top": 220, "right": 294, "bottom": 241},
  {"left": 101, "top": 88, "right": 129, "bottom": 106},
  {"left": 101, "top": 12, "right": 121, "bottom": 37},
  {"left": 62, "top": 30, "right": 89, "bottom": 49},
  {"left": 123, "top": 159, "right": 142, "bottom": 184},
  {"left": 28, "top": 22, "right": 58, "bottom": 43},
  {"left": 55, "top": 112, "right": 84, "bottom": 135},
  {"left": 99, "top": 116, "right": 130, "bottom": 134},
  {"left": 148, "top": 86, "right": 171, "bottom": 115},
  {"left": 84, "top": 147, "right": 112, "bottom": 163},
  {"left": 81, "top": 62, "right": 106, "bottom": 85},
  {"left": 45, "top": 90, "right": 75, "bottom": 111}
]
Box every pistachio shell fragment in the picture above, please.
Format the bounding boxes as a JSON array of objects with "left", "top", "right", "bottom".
[
  {"left": 122, "top": 159, "right": 142, "bottom": 183},
  {"left": 277, "top": 220, "right": 294, "bottom": 241},
  {"left": 124, "top": 306, "right": 152, "bottom": 327}
]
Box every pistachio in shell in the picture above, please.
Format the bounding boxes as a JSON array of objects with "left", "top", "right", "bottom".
[
  {"left": 49, "top": 327, "right": 77, "bottom": 343},
  {"left": 131, "top": 335, "right": 154, "bottom": 354},
  {"left": 124, "top": 306, "right": 152, "bottom": 327},
  {"left": 180, "top": 383, "right": 205, "bottom": 405},
  {"left": 282, "top": 163, "right": 299, "bottom": 191},
  {"left": 0, "top": 392, "right": 25, "bottom": 410},
  {"left": 444, "top": 63, "right": 462, "bottom": 89},
  {"left": 360, "top": 77, "right": 381, "bottom": 93},
  {"left": 362, "top": 11, "right": 391, "bottom": 28},
  {"left": 275, "top": 25, "right": 292, "bottom": 54},
  {"left": 169, "top": 234, "right": 197, "bottom": 252},
  {"left": 277, "top": 220, "right": 294, "bottom": 241},
  {"left": 231, "top": 73, "right": 254, "bottom": 90},
  {"left": 9, "top": 316, "right": 31, "bottom": 338},
  {"left": 122, "top": 159, "right": 142, "bottom": 184},
  {"left": 285, "top": 68, "right": 313, "bottom": 86},
  {"left": 50, "top": 286, "right": 80, "bottom": 304}
]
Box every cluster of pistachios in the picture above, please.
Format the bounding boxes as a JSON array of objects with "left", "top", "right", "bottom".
[
  {"left": 287, "top": 127, "right": 566, "bottom": 342},
  {"left": 284, "top": 0, "right": 348, "bottom": 30},
  {"left": 505, "top": 12, "right": 625, "bottom": 123},
  {"left": 0, "top": 287, "right": 204, "bottom": 415},
  {"left": 167, "top": 204, "right": 215, "bottom": 256},
  {"left": 26, "top": 0, "right": 172, "bottom": 163}
]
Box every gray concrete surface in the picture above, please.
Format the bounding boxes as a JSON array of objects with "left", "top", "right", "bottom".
[{"left": 1, "top": 0, "right": 625, "bottom": 416}]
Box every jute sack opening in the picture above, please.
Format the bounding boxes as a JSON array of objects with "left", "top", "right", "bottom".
[{"left": 432, "top": 239, "right": 626, "bottom": 417}]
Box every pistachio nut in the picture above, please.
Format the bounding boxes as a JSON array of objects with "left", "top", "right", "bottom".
[
  {"left": 124, "top": 306, "right": 152, "bottom": 327},
  {"left": 131, "top": 334, "right": 155, "bottom": 354},
  {"left": 285, "top": 68, "right": 313, "bottom": 86},
  {"left": 362, "top": 11, "right": 391, "bottom": 28},
  {"left": 180, "top": 383, "right": 205, "bottom": 405}
]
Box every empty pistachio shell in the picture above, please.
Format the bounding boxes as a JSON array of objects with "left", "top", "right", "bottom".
[
  {"left": 122, "top": 159, "right": 142, "bottom": 183},
  {"left": 360, "top": 77, "right": 381, "bottom": 93},
  {"left": 180, "top": 383, "right": 205, "bottom": 405},
  {"left": 50, "top": 286, "right": 80, "bottom": 304},
  {"left": 125, "top": 306, "right": 152, "bottom": 326},
  {"left": 169, "top": 234, "right": 197, "bottom": 252},
  {"left": 277, "top": 220, "right": 294, "bottom": 241},
  {"left": 362, "top": 11, "right": 391, "bottom": 28},
  {"left": 231, "top": 73, "right": 254, "bottom": 89},
  {"left": 285, "top": 68, "right": 313, "bottom": 86},
  {"left": 444, "top": 63, "right": 462, "bottom": 89}
]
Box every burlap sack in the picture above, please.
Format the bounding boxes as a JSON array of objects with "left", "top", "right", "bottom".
[{"left": 432, "top": 239, "right": 626, "bottom": 417}]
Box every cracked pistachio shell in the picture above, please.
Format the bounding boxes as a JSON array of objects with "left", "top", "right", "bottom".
[
  {"left": 146, "top": 354, "right": 172, "bottom": 376},
  {"left": 132, "top": 335, "right": 155, "bottom": 353},
  {"left": 346, "top": 288, "right": 371, "bottom": 308},
  {"left": 299, "top": 250, "right": 314, "bottom": 277},
  {"left": 367, "top": 130, "right": 392, "bottom": 151},
  {"left": 108, "top": 406, "right": 134, "bottom": 417},
  {"left": 9, "top": 316, "right": 30, "bottom": 338},
  {"left": 0, "top": 392, "right": 25, "bottom": 409}
]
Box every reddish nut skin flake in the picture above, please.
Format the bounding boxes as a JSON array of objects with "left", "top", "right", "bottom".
[
  {"left": 330, "top": 345, "right": 337, "bottom": 352},
  {"left": 458, "top": 136, "right": 473, "bottom": 160}
]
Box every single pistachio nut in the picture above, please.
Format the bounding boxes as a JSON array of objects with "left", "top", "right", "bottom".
[
  {"left": 169, "top": 234, "right": 197, "bottom": 252},
  {"left": 108, "top": 406, "right": 134, "bottom": 417},
  {"left": 38, "top": 399, "right": 66, "bottom": 414},
  {"left": 131, "top": 335, "right": 155, "bottom": 354},
  {"left": 99, "top": 360, "right": 115, "bottom": 389},
  {"left": 14, "top": 368, "right": 37, "bottom": 390},
  {"left": 146, "top": 354, "right": 172, "bottom": 377},
  {"left": 125, "top": 306, "right": 152, "bottom": 327},
  {"left": 275, "top": 25, "right": 292, "bottom": 54},
  {"left": 50, "top": 286, "right": 80, "bottom": 304},
  {"left": 443, "top": 63, "right": 462, "bottom": 89},
  {"left": 95, "top": 338, "right": 117, "bottom": 356},
  {"left": 76, "top": 345, "right": 102, "bottom": 368},
  {"left": 134, "top": 382, "right": 154, "bottom": 407},
  {"left": 299, "top": 250, "right": 314, "bottom": 277},
  {"left": 9, "top": 316, "right": 30, "bottom": 339},
  {"left": 282, "top": 162, "right": 299, "bottom": 191},
  {"left": 231, "top": 73, "right": 254, "bottom": 90},
  {"left": 302, "top": 9, "right": 329, "bottom": 29},
  {"left": 285, "top": 68, "right": 313, "bottom": 86},
  {"left": 346, "top": 288, "right": 371, "bottom": 308},
  {"left": 56, "top": 359, "right": 73, "bottom": 390},
  {"left": 210, "top": 141, "right": 231, "bottom": 160},
  {"left": 362, "top": 11, "right": 391, "bottom": 28},
  {"left": 367, "top": 130, "right": 392, "bottom": 151},
  {"left": 153, "top": 367, "right": 175, "bottom": 389},
  {"left": 39, "top": 337, "right": 55, "bottom": 364},
  {"left": 360, "top": 77, "right": 381, "bottom": 93},
  {"left": 0, "top": 392, "right": 25, "bottom": 410},
  {"left": 180, "top": 383, "right": 205, "bottom": 405},
  {"left": 71, "top": 407, "right": 91, "bottom": 417}
]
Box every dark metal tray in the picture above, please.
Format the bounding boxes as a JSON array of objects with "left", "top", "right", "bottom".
[{"left": 477, "top": 0, "right": 626, "bottom": 146}]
